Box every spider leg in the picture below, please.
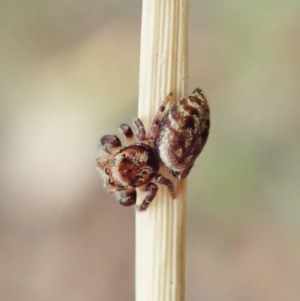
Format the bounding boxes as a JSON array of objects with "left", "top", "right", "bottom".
[
  {"left": 133, "top": 118, "right": 147, "bottom": 142},
  {"left": 136, "top": 182, "right": 158, "bottom": 211},
  {"left": 96, "top": 135, "right": 122, "bottom": 170},
  {"left": 148, "top": 92, "right": 173, "bottom": 141},
  {"left": 119, "top": 123, "right": 136, "bottom": 145},
  {"left": 115, "top": 189, "right": 137, "bottom": 207},
  {"left": 99, "top": 135, "right": 122, "bottom": 154},
  {"left": 155, "top": 174, "right": 176, "bottom": 198}
]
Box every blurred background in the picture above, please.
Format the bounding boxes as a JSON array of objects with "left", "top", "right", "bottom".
[{"left": 1, "top": 0, "right": 300, "bottom": 300}]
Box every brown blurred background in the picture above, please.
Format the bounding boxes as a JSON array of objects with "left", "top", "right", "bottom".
[{"left": 1, "top": 0, "right": 300, "bottom": 300}]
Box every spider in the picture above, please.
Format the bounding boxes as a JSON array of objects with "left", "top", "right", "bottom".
[{"left": 96, "top": 88, "right": 210, "bottom": 211}]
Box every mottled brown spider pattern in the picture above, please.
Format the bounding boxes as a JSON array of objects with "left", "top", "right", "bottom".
[{"left": 96, "top": 88, "right": 210, "bottom": 211}]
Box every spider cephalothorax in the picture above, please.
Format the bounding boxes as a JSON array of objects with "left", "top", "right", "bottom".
[{"left": 96, "top": 88, "right": 210, "bottom": 211}]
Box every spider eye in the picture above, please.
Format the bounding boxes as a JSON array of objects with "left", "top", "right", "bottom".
[
  {"left": 104, "top": 167, "right": 109, "bottom": 175},
  {"left": 121, "top": 153, "right": 126, "bottom": 158},
  {"left": 108, "top": 179, "right": 114, "bottom": 185}
]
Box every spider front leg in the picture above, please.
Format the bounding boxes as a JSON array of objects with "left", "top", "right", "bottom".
[
  {"left": 115, "top": 189, "right": 137, "bottom": 207},
  {"left": 136, "top": 182, "right": 158, "bottom": 211},
  {"left": 99, "top": 135, "right": 122, "bottom": 155},
  {"left": 133, "top": 118, "right": 147, "bottom": 142},
  {"left": 119, "top": 124, "right": 135, "bottom": 145},
  {"left": 148, "top": 92, "right": 173, "bottom": 141},
  {"left": 96, "top": 135, "right": 122, "bottom": 169},
  {"left": 155, "top": 174, "right": 176, "bottom": 199}
]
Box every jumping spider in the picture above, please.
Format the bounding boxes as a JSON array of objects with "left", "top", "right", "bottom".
[{"left": 96, "top": 88, "right": 210, "bottom": 211}]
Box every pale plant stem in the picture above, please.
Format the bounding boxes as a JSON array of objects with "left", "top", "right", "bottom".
[{"left": 136, "top": 0, "right": 188, "bottom": 300}]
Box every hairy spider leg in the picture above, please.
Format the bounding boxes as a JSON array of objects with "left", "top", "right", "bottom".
[
  {"left": 99, "top": 135, "right": 122, "bottom": 154},
  {"left": 115, "top": 189, "right": 137, "bottom": 207},
  {"left": 119, "top": 123, "right": 136, "bottom": 145},
  {"left": 137, "top": 182, "right": 158, "bottom": 211},
  {"left": 155, "top": 174, "right": 176, "bottom": 199},
  {"left": 133, "top": 118, "right": 147, "bottom": 142},
  {"left": 96, "top": 135, "right": 123, "bottom": 170},
  {"left": 148, "top": 92, "right": 173, "bottom": 141}
]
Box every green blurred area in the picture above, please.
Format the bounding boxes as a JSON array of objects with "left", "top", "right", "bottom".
[{"left": 1, "top": 1, "right": 300, "bottom": 300}]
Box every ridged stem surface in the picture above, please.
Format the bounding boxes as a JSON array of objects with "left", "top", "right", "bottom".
[{"left": 136, "top": 0, "right": 188, "bottom": 300}]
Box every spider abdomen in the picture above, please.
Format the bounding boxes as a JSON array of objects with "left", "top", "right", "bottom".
[{"left": 154, "top": 88, "right": 210, "bottom": 179}]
